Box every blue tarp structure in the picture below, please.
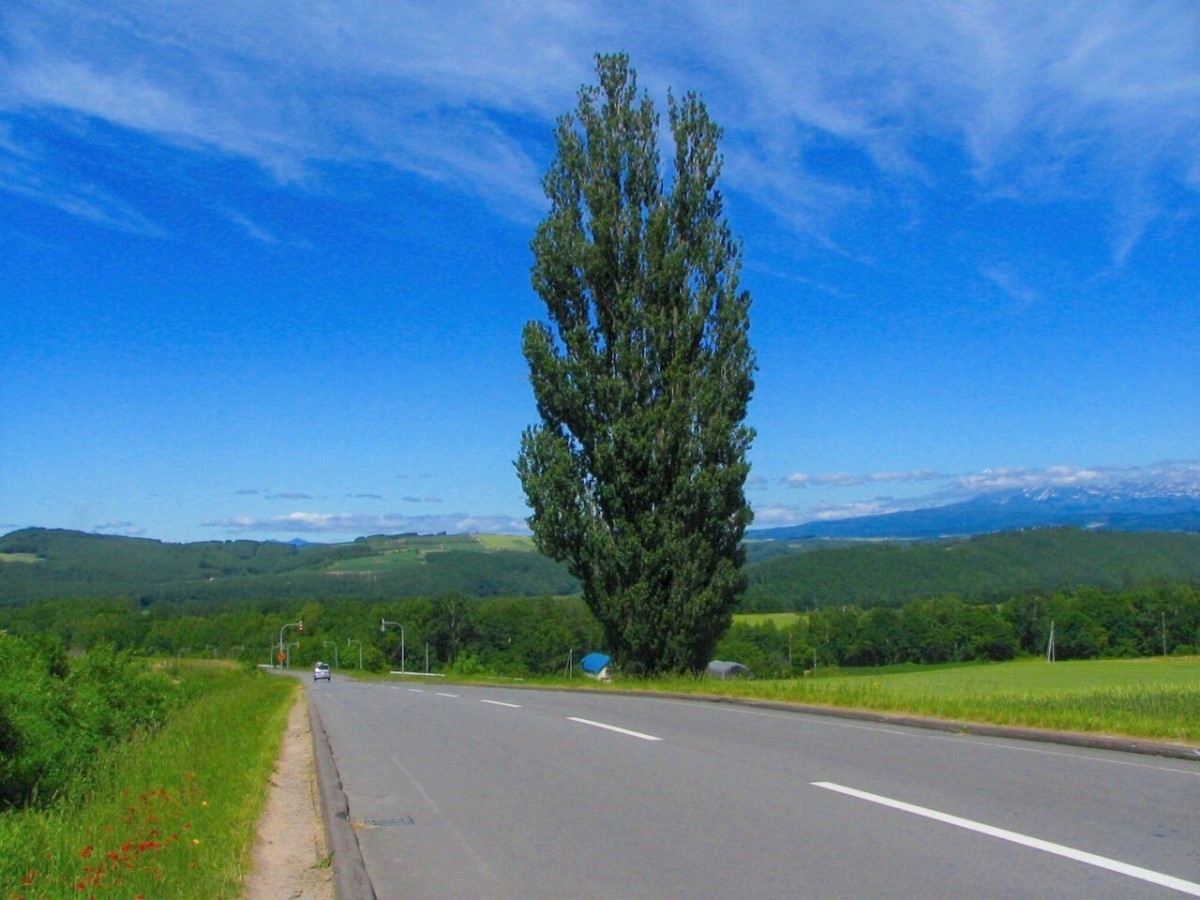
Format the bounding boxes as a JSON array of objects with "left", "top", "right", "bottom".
[{"left": 579, "top": 652, "right": 611, "bottom": 675}]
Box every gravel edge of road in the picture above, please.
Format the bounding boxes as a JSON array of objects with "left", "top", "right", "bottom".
[{"left": 308, "top": 693, "right": 377, "bottom": 900}]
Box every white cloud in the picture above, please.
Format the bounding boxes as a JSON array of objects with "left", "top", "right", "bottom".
[
  {"left": 93, "top": 520, "right": 144, "bottom": 536},
  {"left": 201, "top": 510, "right": 529, "bottom": 536},
  {"left": 952, "top": 460, "right": 1200, "bottom": 495},
  {"left": 759, "top": 460, "right": 1200, "bottom": 528},
  {"left": 785, "top": 469, "right": 947, "bottom": 488}
]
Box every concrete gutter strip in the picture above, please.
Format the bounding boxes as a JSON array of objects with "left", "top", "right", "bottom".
[{"left": 307, "top": 696, "right": 376, "bottom": 900}]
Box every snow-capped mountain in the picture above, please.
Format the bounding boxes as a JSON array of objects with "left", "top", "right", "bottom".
[{"left": 752, "top": 482, "right": 1200, "bottom": 541}]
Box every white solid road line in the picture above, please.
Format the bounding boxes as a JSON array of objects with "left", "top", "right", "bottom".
[
  {"left": 813, "top": 781, "right": 1200, "bottom": 897},
  {"left": 480, "top": 699, "right": 522, "bottom": 708},
  {"left": 436, "top": 692, "right": 459, "bottom": 698},
  {"left": 567, "top": 717, "right": 662, "bottom": 742}
]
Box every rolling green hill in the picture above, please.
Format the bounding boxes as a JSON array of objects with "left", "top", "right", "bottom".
[
  {"left": 0, "top": 529, "right": 575, "bottom": 603},
  {"left": 2, "top": 526, "right": 1198, "bottom": 608},
  {"left": 743, "top": 528, "right": 1200, "bottom": 610}
]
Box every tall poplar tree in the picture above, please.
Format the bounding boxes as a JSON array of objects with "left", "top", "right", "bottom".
[{"left": 517, "top": 53, "right": 756, "bottom": 674}]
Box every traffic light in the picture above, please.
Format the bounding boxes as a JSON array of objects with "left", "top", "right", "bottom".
[{"left": 298, "top": 621, "right": 304, "bottom": 633}]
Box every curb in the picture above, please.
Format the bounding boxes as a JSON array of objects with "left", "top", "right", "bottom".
[{"left": 307, "top": 694, "right": 376, "bottom": 900}]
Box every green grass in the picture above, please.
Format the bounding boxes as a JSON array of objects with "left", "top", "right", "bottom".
[
  {"left": 327, "top": 533, "right": 537, "bottom": 572},
  {"left": 0, "top": 664, "right": 296, "bottom": 898},
  {"left": 456, "top": 657, "right": 1200, "bottom": 745},
  {"left": 473, "top": 534, "right": 536, "bottom": 551},
  {"left": 326, "top": 549, "right": 428, "bottom": 572},
  {"left": 733, "top": 612, "right": 802, "bottom": 627},
  {"left": 652, "top": 657, "right": 1200, "bottom": 743},
  {"left": 0, "top": 552, "right": 39, "bottom": 564}
]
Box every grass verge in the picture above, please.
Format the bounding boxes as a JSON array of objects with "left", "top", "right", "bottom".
[{"left": 1, "top": 664, "right": 296, "bottom": 898}]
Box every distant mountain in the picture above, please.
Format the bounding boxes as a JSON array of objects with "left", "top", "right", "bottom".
[{"left": 752, "top": 483, "right": 1200, "bottom": 541}]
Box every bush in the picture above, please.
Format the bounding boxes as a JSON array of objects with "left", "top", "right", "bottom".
[{"left": 0, "top": 636, "right": 183, "bottom": 809}]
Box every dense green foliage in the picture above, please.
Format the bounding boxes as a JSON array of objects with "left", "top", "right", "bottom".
[
  {"left": 517, "top": 53, "right": 755, "bottom": 674},
  {"left": 0, "top": 591, "right": 604, "bottom": 679},
  {"left": 0, "top": 634, "right": 186, "bottom": 809},
  {"left": 718, "top": 582, "right": 1200, "bottom": 677},
  {"left": 742, "top": 528, "right": 1200, "bottom": 610}
]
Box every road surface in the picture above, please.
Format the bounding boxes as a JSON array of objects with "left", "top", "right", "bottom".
[{"left": 307, "top": 678, "right": 1200, "bottom": 898}]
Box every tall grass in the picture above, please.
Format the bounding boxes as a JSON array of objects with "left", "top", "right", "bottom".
[{"left": 0, "top": 665, "right": 296, "bottom": 898}]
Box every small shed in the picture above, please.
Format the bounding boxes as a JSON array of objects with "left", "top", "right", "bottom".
[
  {"left": 579, "top": 652, "right": 612, "bottom": 681},
  {"left": 706, "top": 660, "right": 750, "bottom": 680}
]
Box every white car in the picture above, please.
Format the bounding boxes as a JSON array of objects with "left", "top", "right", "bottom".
[{"left": 313, "top": 661, "right": 331, "bottom": 681}]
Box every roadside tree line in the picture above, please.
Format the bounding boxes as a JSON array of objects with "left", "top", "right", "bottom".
[
  {"left": 715, "top": 582, "right": 1200, "bottom": 677},
  {"left": 0, "top": 592, "right": 603, "bottom": 677}
]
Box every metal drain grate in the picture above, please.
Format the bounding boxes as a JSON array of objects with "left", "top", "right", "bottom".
[{"left": 353, "top": 816, "right": 415, "bottom": 828}]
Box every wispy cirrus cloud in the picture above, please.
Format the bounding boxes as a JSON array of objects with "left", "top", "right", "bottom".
[{"left": 2, "top": 1, "right": 1196, "bottom": 260}]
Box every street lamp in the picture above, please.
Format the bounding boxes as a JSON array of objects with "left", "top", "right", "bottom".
[
  {"left": 346, "top": 638, "right": 363, "bottom": 670},
  {"left": 286, "top": 641, "right": 299, "bottom": 667},
  {"left": 278, "top": 620, "right": 303, "bottom": 668},
  {"left": 381, "top": 619, "right": 405, "bottom": 673}
]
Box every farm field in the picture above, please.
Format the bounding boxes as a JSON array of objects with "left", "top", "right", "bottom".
[
  {"left": 734, "top": 612, "right": 802, "bottom": 627},
  {"left": 325, "top": 533, "right": 488, "bottom": 573},
  {"left": 588, "top": 657, "right": 1200, "bottom": 744},
  {"left": 0, "top": 552, "right": 39, "bottom": 563},
  {"left": 473, "top": 534, "right": 537, "bottom": 551}
]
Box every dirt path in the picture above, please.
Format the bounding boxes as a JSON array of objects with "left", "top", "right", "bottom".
[{"left": 243, "top": 688, "right": 334, "bottom": 900}]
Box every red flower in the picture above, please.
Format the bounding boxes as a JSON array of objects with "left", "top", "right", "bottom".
[{"left": 79, "top": 846, "right": 94, "bottom": 858}]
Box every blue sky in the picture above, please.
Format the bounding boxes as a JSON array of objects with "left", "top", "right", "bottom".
[{"left": 2, "top": 1, "right": 1198, "bottom": 543}]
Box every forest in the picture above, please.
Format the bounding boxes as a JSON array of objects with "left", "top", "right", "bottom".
[{"left": 1, "top": 526, "right": 1198, "bottom": 677}]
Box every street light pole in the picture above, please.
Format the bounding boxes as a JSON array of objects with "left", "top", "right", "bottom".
[
  {"left": 278, "top": 620, "right": 303, "bottom": 668},
  {"left": 346, "top": 638, "right": 363, "bottom": 669},
  {"left": 381, "top": 619, "right": 405, "bottom": 673},
  {"left": 324, "top": 640, "right": 339, "bottom": 668}
]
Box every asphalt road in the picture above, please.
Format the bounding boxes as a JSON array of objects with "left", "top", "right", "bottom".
[{"left": 306, "top": 678, "right": 1200, "bottom": 899}]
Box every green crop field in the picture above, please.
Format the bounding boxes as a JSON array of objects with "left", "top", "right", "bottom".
[
  {"left": 690, "top": 657, "right": 1200, "bottom": 742},
  {"left": 0, "top": 552, "right": 39, "bottom": 563},
  {"left": 474, "top": 533, "right": 536, "bottom": 551},
  {"left": 554, "top": 657, "right": 1200, "bottom": 744},
  {"left": 326, "top": 550, "right": 427, "bottom": 573},
  {"left": 734, "top": 612, "right": 802, "bottom": 627}
]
